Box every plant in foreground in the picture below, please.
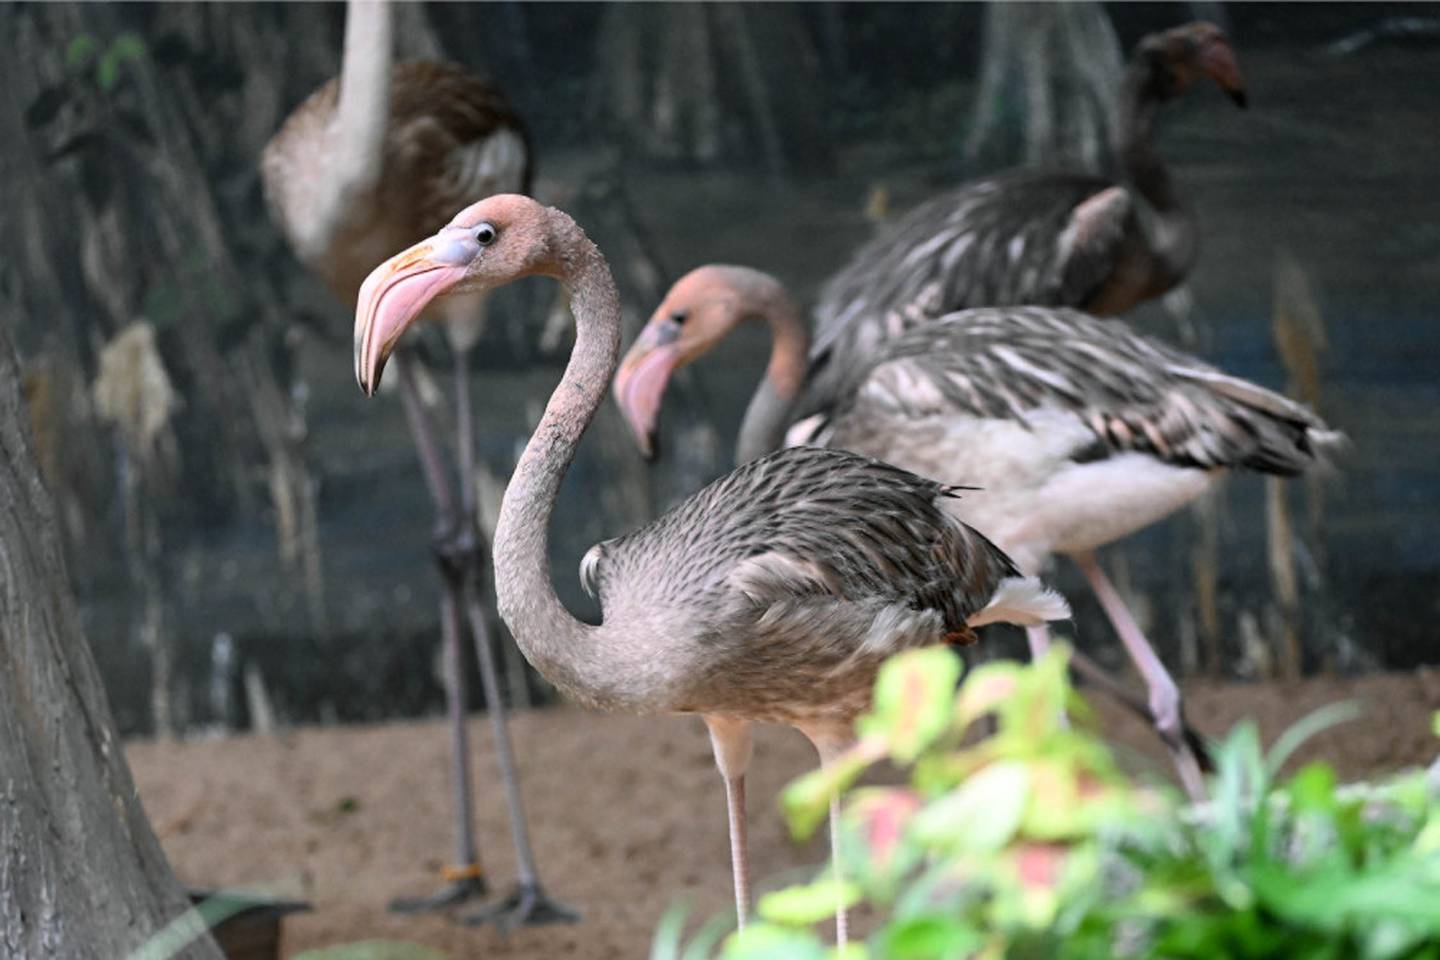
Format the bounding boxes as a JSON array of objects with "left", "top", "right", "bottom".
[{"left": 656, "top": 646, "right": 1440, "bottom": 960}]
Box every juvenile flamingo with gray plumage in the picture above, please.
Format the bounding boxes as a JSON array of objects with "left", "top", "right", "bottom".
[
  {"left": 614, "top": 266, "right": 1342, "bottom": 801},
  {"left": 800, "top": 21, "right": 1247, "bottom": 420},
  {"left": 352, "top": 195, "right": 1070, "bottom": 941}
]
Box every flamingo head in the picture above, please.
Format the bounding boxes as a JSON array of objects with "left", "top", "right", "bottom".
[
  {"left": 1140, "top": 21, "right": 1247, "bottom": 108},
  {"left": 353, "top": 194, "right": 556, "bottom": 396},
  {"left": 613, "top": 266, "right": 786, "bottom": 460}
]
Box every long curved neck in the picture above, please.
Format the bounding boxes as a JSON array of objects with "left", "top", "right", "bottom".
[
  {"left": 331, "top": 0, "right": 392, "bottom": 213},
  {"left": 1113, "top": 63, "right": 1196, "bottom": 282},
  {"left": 734, "top": 293, "right": 809, "bottom": 465},
  {"left": 492, "top": 226, "right": 618, "bottom": 689}
]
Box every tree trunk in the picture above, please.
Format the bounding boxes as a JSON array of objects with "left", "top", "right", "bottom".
[
  {"left": 965, "top": 1, "right": 1121, "bottom": 171},
  {"left": 592, "top": 3, "right": 832, "bottom": 176},
  {"left": 0, "top": 326, "right": 220, "bottom": 957}
]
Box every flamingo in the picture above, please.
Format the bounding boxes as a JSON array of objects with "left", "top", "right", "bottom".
[
  {"left": 351, "top": 195, "right": 1071, "bottom": 941},
  {"left": 612, "top": 266, "right": 1341, "bottom": 800},
  {"left": 800, "top": 21, "right": 1247, "bottom": 419},
  {"left": 260, "top": 0, "right": 573, "bottom": 925}
]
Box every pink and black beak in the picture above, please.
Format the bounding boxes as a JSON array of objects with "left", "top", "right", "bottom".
[
  {"left": 1197, "top": 29, "right": 1247, "bottom": 108},
  {"left": 612, "top": 313, "right": 686, "bottom": 460},
  {"left": 354, "top": 226, "right": 482, "bottom": 396}
]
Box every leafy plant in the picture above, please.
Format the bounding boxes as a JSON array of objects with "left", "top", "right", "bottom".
[{"left": 654, "top": 647, "right": 1440, "bottom": 960}]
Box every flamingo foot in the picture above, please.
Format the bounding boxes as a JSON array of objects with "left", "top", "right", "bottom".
[
  {"left": 461, "top": 883, "right": 581, "bottom": 931},
  {"left": 389, "top": 876, "right": 489, "bottom": 914}
]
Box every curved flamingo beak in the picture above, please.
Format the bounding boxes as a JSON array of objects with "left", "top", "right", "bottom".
[
  {"left": 1199, "top": 34, "right": 1247, "bottom": 108},
  {"left": 354, "top": 229, "right": 481, "bottom": 396},
  {"left": 613, "top": 324, "right": 683, "bottom": 460}
]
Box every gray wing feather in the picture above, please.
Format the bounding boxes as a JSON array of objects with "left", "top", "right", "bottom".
[
  {"left": 801, "top": 170, "right": 1132, "bottom": 420},
  {"left": 835, "top": 306, "right": 1339, "bottom": 475},
  {"left": 589, "top": 447, "right": 1018, "bottom": 640}
]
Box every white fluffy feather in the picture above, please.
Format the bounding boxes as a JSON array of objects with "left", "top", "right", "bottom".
[{"left": 966, "top": 576, "right": 1070, "bottom": 628}]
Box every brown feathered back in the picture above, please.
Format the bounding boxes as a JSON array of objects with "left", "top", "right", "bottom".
[{"left": 261, "top": 60, "right": 531, "bottom": 300}]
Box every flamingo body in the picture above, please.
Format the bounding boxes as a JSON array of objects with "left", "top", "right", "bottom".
[
  {"left": 351, "top": 196, "right": 1071, "bottom": 938},
  {"left": 263, "top": 60, "right": 530, "bottom": 342},
  {"left": 800, "top": 21, "right": 1247, "bottom": 419},
  {"left": 576, "top": 445, "right": 1051, "bottom": 725}
]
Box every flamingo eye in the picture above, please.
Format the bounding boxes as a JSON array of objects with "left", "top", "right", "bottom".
[
  {"left": 475, "top": 223, "right": 497, "bottom": 246},
  {"left": 671, "top": 311, "right": 687, "bottom": 326}
]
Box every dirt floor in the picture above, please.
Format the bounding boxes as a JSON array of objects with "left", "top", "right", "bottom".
[{"left": 127, "top": 668, "right": 1440, "bottom": 959}]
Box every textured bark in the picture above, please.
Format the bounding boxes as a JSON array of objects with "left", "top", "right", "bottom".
[
  {"left": 0, "top": 325, "right": 220, "bottom": 957},
  {"left": 965, "top": 1, "right": 1122, "bottom": 170},
  {"left": 593, "top": 3, "right": 832, "bottom": 175}
]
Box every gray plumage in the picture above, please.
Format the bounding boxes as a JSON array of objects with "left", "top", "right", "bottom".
[
  {"left": 579, "top": 445, "right": 1043, "bottom": 726},
  {"left": 353, "top": 197, "right": 1070, "bottom": 935},
  {"left": 798, "top": 22, "right": 1248, "bottom": 422},
  {"left": 812, "top": 306, "right": 1340, "bottom": 479},
  {"left": 815, "top": 172, "right": 1130, "bottom": 355}
]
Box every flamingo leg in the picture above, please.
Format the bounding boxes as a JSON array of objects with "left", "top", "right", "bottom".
[
  {"left": 704, "top": 715, "right": 754, "bottom": 928},
  {"left": 1026, "top": 623, "right": 1215, "bottom": 755},
  {"left": 440, "top": 338, "right": 577, "bottom": 929},
  {"left": 801, "top": 728, "right": 852, "bottom": 948},
  {"left": 1070, "top": 550, "right": 1208, "bottom": 802},
  {"left": 1024, "top": 624, "right": 1052, "bottom": 659},
  {"left": 388, "top": 352, "right": 487, "bottom": 913}
]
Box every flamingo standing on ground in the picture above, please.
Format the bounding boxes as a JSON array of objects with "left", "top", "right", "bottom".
[
  {"left": 800, "top": 21, "right": 1247, "bottom": 419},
  {"left": 613, "top": 266, "right": 1341, "bottom": 800},
  {"left": 351, "top": 195, "right": 1071, "bottom": 941},
  {"left": 260, "top": 0, "right": 572, "bottom": 925}
]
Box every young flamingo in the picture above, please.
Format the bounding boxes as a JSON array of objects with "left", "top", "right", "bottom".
[
  {"left": 352, "top": 196, "right": 1070, "bottom": 941},
  {"left": 614, "top": 266, "right": 1341, "bottom": 801}
]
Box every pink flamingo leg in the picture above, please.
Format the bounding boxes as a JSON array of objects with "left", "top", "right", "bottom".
[
  {"left": 1071, "top": 550, "right": 1207, "bottom": 801},
  {"left": 1025, "top": 625, "right": 1052, "bottom": 659},
  {"left": 802, "top": 727, "right": 852, "bottom": 948},
  {"left": 705, "top": 716, "right": 754, "bottom": 927}
]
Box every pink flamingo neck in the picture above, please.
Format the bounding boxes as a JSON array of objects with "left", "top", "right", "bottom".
[
  {"left": 732, "top": 273, "right": 810, "bottom": 465},
  {"left": 492, "top": 213, "right": 618, "bottom": 697}
]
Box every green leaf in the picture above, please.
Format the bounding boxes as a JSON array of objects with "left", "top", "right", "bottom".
[
  {"left": 66, "top": 35, "right": 98, "bottom": 71},
  {"left": 111, "top": 31, "right": 147, "bottom": 62},
  {"left": 682, "top": 915, "right": 736, "bottom": 960},
  {"left": 847, "top": 788, "right": 923, "bottom": 865},
  {"left": 782, "top": 743, "right": 879, "bottom": 841},
  {"left": 826, "top": 944, "right": 869, "bottom": 960},
  {"left": 1265, "top": 700, "right": 1363, "bottom": 779},
  {"left": 652, "top": 904, "right": 689, "bottom": 960},
  {"left": 290, "top": 942, "right": 447, "bottom": 960},
  {"left": 1431, "top": 711, "right": 1440, "bottom": 739},
  {"left": 127, "top": 894, "right": 282, "bottom": 960},
  {"left": 757, "top": 878, "right": 861, "bottom": 927},
  {"left": 1288, "top": 762, "right": 1338, "bottom": 814},
  {"left": 875, "top": 915, "right": 982, "bottom": 959},
  {"left": 721, "top": 922, "right": 826, "bottom": 960},
  {"left": 911, "top": 761, "right": 1031, "bottom": 856},
  {"left": 857, "top": 647, "right": 961, "bottom": 763},
  {"left": 952, "top": 661, "right": 1022, "bottom": 731},
  {"left": 96, "top": 33, "right": 147, "bottom": 93}
]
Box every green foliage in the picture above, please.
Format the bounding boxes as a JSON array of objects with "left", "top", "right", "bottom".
[
  {"left": 292, "top": 942, "right": 448, "bottom": 960},
  {"left": 62, "top": 30, "right": 148, "bottom": 92},
  {"left": 657, "top": 646, "right": 1440, "bottom": 960}
]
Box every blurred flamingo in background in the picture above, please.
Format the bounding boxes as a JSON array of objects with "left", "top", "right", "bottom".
[
  {"left": 801, "top": 21, "right": 1248, "bottom": 420},
  {"left": 261, "top": 0, "right": 573, "bottom": 926}
]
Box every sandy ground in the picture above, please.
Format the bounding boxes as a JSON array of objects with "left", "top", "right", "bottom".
[{"left": 127, "top": 668, "right": 1440, "bottom": 959}]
